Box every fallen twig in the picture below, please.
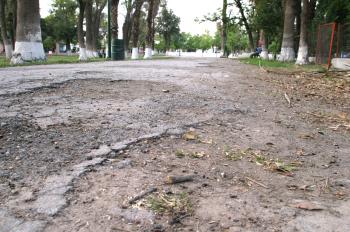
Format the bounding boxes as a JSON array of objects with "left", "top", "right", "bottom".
[
  {"left": 165, "top": 175, "right": 195, "bottom": 184},
  {"left": 284, "top": 93, "right": 292, "bottom": 107},
  {"left": 246, "top": 177, "right": 269, "bottom": 189},
  {"left": 128, "top": 187, "right": 158, "bottom": 205}
]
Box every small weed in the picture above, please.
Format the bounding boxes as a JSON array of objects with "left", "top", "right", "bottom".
[
  {"left": 146, "top": 192, "right": 193, "bottom": 215},
  {"left": 246, "top": 150, "right": 300, "bottom": 174},
  {"left": 175, "top": 150, "right": 186, "bottom": 158},
  {"left": 223, "top": 146, "right": 251, "bottom": 161},
  {"left": 269, "top": 160, "right": 299, "bottom": 173},
  {"left": 175, "top": 149, "right": 206, "bottom": 159},
  {"left": 182, "top": 130, "right": 199, "bottom": 141}
]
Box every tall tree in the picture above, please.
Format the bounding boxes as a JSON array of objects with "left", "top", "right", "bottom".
[
  {"left": 45, "top": 0, "right": 77, "bottom": 53},
  {"left": 11, "top": 0, "right": 45, "bottom": 64},
  {"left": 279, "top": 0, "right": 297, "bottom": 62},
  {"left": 0, "top": 0, "right": 13, "bottom": 59},
  {"left": 85, "top": 0, "right": 94, "bottom": 57},
  {"left": 131, "top": 0, "right": 144, "bottom": 59},
  {"left": 77, "top": 0, "right": 87, "bottom": 60},
  {"left": 111, "top": 0, "right": 120, "bottom": 40},
  {"left": 144, "top": 0, "right": 160, "bottom": 59},
  {"left": 221, "top": 0, "right": 228, "bottom": 57},
  {"left": 91, "top": 0, "right": 107, "bottom": 55},
  {"left": 156, "top": 3, "right": 180, "bottom": 51},
  {"left": 84, "top": 0, "right": 106, "bottom": 58},
  {"left": 122, "top": 0, "right": 133, "bottom": 56},
  {"left": 151, "top": 0, "right": 160, "bottom": 50},
  {"left": 296, "top": 0, "right": 316, "bottom": 65}
]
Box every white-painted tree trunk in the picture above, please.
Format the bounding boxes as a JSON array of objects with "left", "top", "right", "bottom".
[
  {"left": 131, "top": 47, "right": 139, "bottom": 60},
  {"left": 296, "top": 46, "right": 308, "bottom": 65},
  {"left": 278, "top": 47, "right": 295, "bottom": 62},
  {"left": 144, "top": 47, "right": 152, "bottom": 59},
  {"left": 86, "top": 50, "right": 97, "bottom": 59},
  {"left": 4, "top": 43, "right": 13, "bottom": 59},
  {"left": 79, "top": 48, "right": 88, "bottom": 61},
  {"left": 11, "top": 41, "right": 46, "bottom": 64},
  {"left": 260, "top": 50, "right": 268, "bottom": 60}
]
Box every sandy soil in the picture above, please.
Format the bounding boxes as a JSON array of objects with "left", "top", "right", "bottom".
[{"left": 0, "top": 58, "right": 349, "bottom": 232}]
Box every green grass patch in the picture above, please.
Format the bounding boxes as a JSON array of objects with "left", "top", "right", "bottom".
[
  {"left": 146, "top": 192, "right": 193, "bottom": 215},
  {"left": 0, "top": 54, "right": 174, "bottom": 68},
  {"left": 239, "top": 57, "right": 326, "bottom": 73},
  {"left": 0, "top": 55, "right": 106, "bottom": 68}
]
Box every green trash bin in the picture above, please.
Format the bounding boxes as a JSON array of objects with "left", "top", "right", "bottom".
[{"left": 111, "top": 39, "right": 125, "bottom": 60}]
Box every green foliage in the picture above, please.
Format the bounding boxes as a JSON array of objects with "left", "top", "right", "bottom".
[
  {"left": 268, "top": 40, "right": 280, "bottom": 57},
  {"left": 42, "top": 0, "right": 77, "bottom": 49},
  {"left": 43, "top": 36, "right": 56, "bottom": 52},
  {"left": 254, "top": 0, "right": 283, "bottom": 39},
  {"left": 227, "top": 24, "right": 249, "bottom": 52},
  {"left": 241, "top": 58, "right": 295, "bottom": 68},
  {"left": 314, "top": 0, "right": 350, "bottom": 24},
  {"left": 156, "top": 3, "right": 180, "bottom": 50}
]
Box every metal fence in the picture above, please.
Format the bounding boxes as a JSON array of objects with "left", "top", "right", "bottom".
[{"left": 316, "top": 23, "right": 350, "bottom": 69}]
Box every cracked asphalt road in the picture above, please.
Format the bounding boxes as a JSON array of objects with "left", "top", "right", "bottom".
[{"left": 0, "top": 58, "right": 349, "bottom": 231}]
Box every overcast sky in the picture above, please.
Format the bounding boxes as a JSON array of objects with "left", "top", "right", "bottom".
[{"left": 39, "top": 0, "right": 221, "bottom": 35}]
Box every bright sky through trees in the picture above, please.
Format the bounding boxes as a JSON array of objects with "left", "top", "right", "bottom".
[{"left": 39, "top": 0, "right": 221, "bottom": 35}]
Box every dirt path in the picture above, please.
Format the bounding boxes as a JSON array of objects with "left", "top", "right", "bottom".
[{"left": 0, "top": 58, "right": 349, "bottom": 232}]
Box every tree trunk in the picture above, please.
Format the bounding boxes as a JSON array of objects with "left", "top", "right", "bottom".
[
  {"left": 234, "top": 0, "right": 254, "bottom": 52},
  {"left": 131, "top": 0, "right": 144, "bottom": 59},
  {"left": 144, "top": 0, "right": 154, "bottom": 59},
  {"left": 260, "top": 29, "right": 268, "bottom": 60},
  {"left": 77, "top": 0, "right": 87, "bottom": 60},
  {"left": 85, "top": 0, "right": 94, "bottom": 58},
  {"left": 11, "top": 0, "right": 45, "bottom": 64},
  {"left": 10, "top": 0, "right": 16, "bottom": 46},
  {"left": 279, "top": 0, "right": 296, "bottom": 62},
  {"left": 92, "top": 0, "right": 106, "bottom": 56},
  {"left": 221, "top": 0, "right": 228, "bottom": 57},
  {"left": 122, "top": 0, "right": 132, "bottom": 57},
  {"left": 66, "top": 38, "right": 71, "bottom": 53},
  {"left": 151, "top": 0, "right": 160, "bottom": 51},
  {"left": 0, "top": 0, "right": 13, "bottom": 59},
  {"left": 296, "top": 0, "right": 310, "bottom": 65},
  {"left": 111, "top": 0, "right": 120, "bottom": 39}
]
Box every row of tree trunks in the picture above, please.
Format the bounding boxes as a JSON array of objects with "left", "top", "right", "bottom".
[
  {"left": 78, "top": 0, "right": 106, "bottom": 60},
  {"left": 0, "top": 0, "right": 13, "bottom": 59},
  {"left": 279, "top": 0, "right": 296, "bottom": 61},
  {"left": 278, "top": 0, "right": 316, "bottom": 64}
]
